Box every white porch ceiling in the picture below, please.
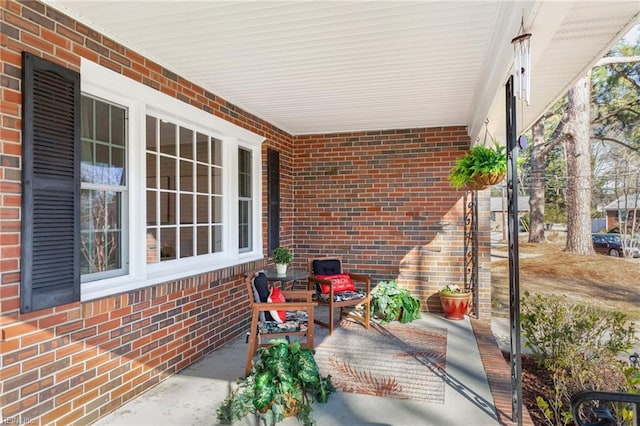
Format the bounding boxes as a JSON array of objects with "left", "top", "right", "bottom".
[{"left": 45, "top": 1, "right": 639, "bottom": 141}]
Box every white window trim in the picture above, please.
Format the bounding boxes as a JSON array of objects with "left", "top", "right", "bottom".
[{"left": 80, "top": 59, "right": 264, "bottom": 301}]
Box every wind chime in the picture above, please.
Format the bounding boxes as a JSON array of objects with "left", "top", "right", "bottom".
[
  {"left": 511, "top": 19, "right": 532, "bottom": 106},
  {"left": 511, "top": 18, "right": 532, "bottom": 149}
]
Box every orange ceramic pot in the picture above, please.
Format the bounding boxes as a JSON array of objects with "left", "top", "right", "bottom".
[{"left": 439, "top": 291, "right": 472, "bottom": 320}]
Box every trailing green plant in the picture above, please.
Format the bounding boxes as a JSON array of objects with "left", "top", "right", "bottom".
[
  {"left": 272, "top": 247, "right": 292, "bottom": 265},
  {"left": 448, "top": 141, "right": 507, "bottom": 189},
  {"left": 520, "top": 291, "right": 637, "bottom": 426},
  {"left": 448, "top": 152, "right": 477, "bottom": 189},
  {"left": 468, "top": 143, "right": 506, "bottom": 175},
  {"left": 216, "top": 340, "right": 334, "bottom": 426},
  {"left": 370, "top": 280, "right": 421, "bottom": 324}
]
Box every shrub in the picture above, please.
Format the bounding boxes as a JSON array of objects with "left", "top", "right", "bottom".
[
  {"left": 520, "top": 292, "right": 637, "bottom": 426},
  {"left": 619, "top": 365, "right": 640, "bottom": 424},
  {"left": 521, "top": 292, "right": 635, "bottom": 367}
]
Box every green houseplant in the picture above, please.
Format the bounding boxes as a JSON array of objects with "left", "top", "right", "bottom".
[
  {"left": 448, "top": 141, "right": 507, "bottom": 190},
  {"left": 216, "top": 340, "right": 334, "bottom": 426},
  {"left": 370, "top": 280, "right": 421, "bottom": 324},
  {"left": 272, "top": 247, "right": 292, "bottom": 275}
]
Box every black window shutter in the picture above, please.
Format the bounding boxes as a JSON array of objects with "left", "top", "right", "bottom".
[
  {"left": 267, "top": 149, "right": 280, "bottom": 253},
  {"left": 21, "top": 52, "right": 80, "bottom": 313}
]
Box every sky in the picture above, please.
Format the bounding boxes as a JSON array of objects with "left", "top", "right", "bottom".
[{"left": 622, "top": 22, "right": 640, "bottom": 45}]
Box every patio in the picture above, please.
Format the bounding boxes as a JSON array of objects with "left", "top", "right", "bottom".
[{"left": 93, "top": 312, "right": 532, "bottom": 426}]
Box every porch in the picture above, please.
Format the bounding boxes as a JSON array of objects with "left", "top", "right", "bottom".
[
  {"left": 2, "top": 1, "right": 639, "bottom": 425},
  {"left": 93, "top": 313, "right": 531, "bottom": 426}
]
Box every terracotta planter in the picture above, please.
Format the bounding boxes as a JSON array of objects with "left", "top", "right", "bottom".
[{"left": 438, "top": 291, "right": 472, "bottom": 320}]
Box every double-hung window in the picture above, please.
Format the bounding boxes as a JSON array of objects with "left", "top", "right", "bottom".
[
  {"left": 238, "top": 147, "right": 252, "bottom": 252},
  {"left": 80, "top": 96, "right": 128, "bottom": 281},
  {"left": 78, "top": 59, "right": 263, "bottom": 301}
]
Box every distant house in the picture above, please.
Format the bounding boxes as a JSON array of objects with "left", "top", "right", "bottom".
[
  {"left": 490, "top": 196, "right": 530, "bottom": 232},
  {"left": 603, "top": 194, "right": 640, "bottom": 231}
]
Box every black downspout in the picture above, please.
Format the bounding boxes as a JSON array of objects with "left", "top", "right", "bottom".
[
  {"left": 506, "top": 75, "right": 523, "bottom": 425},
  {"left": 473, "top": 190, "right": 479, "bottom": 316}
]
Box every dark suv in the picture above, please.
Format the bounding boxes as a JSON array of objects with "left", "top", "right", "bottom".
[{"left": 592, "top": 233, "right": 640, "bottom": 258}]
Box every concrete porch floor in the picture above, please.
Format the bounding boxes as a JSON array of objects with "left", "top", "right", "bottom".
[{"left": 93, "top": 313, "right": 533, "bottom": 426}]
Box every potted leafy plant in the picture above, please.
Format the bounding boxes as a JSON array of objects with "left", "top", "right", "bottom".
[
  {"left": 448, "top": 140, "right": 507, "bottom": 190},
  {"left": 216, "top": 340, "right": 334, "bottom": 426},
  {"left": 370, "top": 280, "right": 421, "bottom": 324},
  {"left": 438, "top": 284, "right": 472, "bottom": 320},
  {"left": 272, "top": 247, "right": 292, "bottom": 275}
]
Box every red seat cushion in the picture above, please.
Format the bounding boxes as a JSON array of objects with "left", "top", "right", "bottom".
[
  {"left": 267, "top": 287, "right": 286, "bottom": 323},
  {"left": 315, "top": 274, "right": 356, "bottom": 294}
]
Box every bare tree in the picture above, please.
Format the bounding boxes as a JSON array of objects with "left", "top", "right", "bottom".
[
  {"left": 528, "top": 117, "right": 547, "bottom": 242},
  {"left": 526, "top": 111, "right": 566, "bottom": 242},
  {"left": 596, "top": 136, "right": 640, "bottom": 255},
  {"left": 525, "top": 46, "right": 639, "bottom": 250},
  {"left": 564, "top": 73, "right": 595, "bottom": 254}
]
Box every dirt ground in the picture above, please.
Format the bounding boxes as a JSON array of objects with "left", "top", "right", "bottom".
[{"left": 491, "top": 233, "right": 640, "bottom": 320}]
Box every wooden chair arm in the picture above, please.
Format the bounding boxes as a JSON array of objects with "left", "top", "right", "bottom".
[
  {"left": 348, "top": 273, "right": 371, "bottom": 292},
  {"left": 348, "top": 272, "right": 370, "bottom": 283},
  {"left": 252, "top": 302, "right": 315, "bottom": 312},
  {"left": 307, "top": 275, "right": 330, "bottom": 293}
]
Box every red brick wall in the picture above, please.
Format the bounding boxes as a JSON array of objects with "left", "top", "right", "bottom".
[
  {"left": 0, "top": 265, "right": 263, "bottom": 425},
  {"left": 292, "top": 129, "right": 492, "bottom": 315},
  {"left": 606, "top": 210, "right": 618, "bottom": 231},
  {"left": 0, "top": 1, "right": 292, "bottom": 424}
]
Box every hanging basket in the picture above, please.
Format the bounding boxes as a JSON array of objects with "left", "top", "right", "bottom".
[
  {"left": 466, "top": 179, "right": 488, "bottom": 191},
  {"left": 472, "top": 171, "right": 505, "bottom": 187}
]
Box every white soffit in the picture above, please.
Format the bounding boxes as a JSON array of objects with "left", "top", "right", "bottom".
[
  {"left": 485, "top": 1, "right": 640, "bottom": 144},
  {"left": 44, "top": 1, "right": 639, "bottom": 139}
]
